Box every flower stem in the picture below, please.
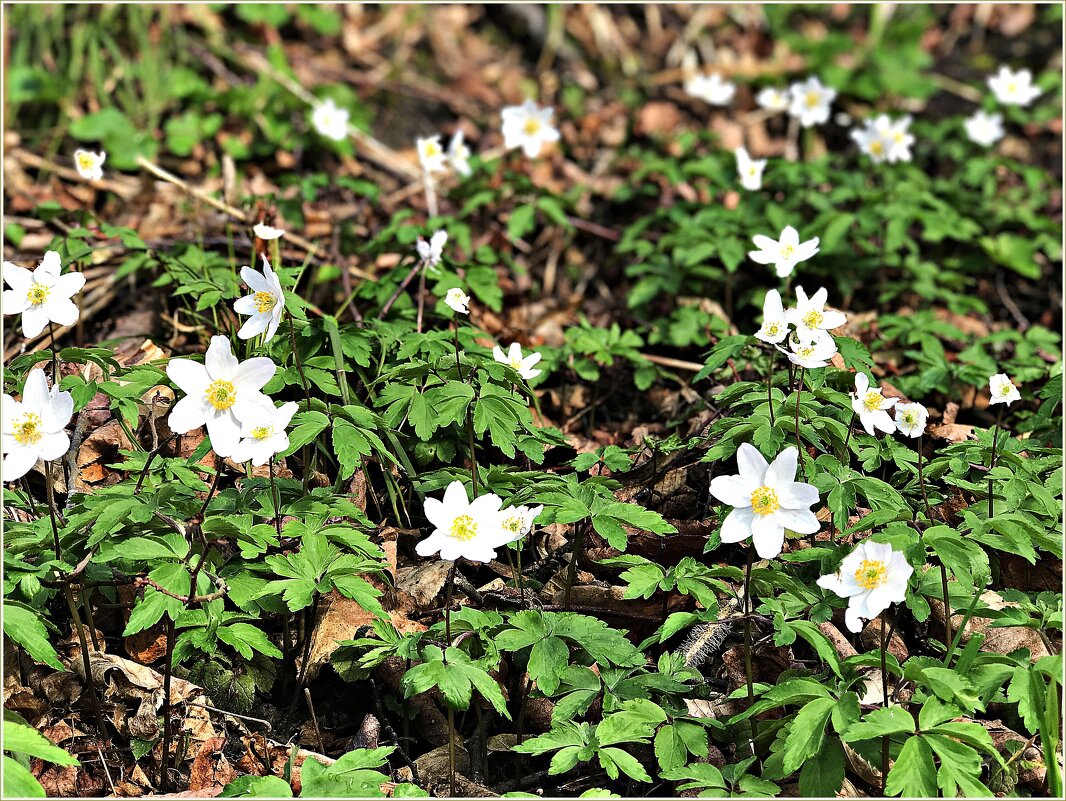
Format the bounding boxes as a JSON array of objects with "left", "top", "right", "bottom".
[
  {"left": 880, "top": 614, "right": 889, "bottom": 796},
  {"left": 988, "top": 405, "right": 1004, "bottom": 518},
  {"left": 424, "top": 172, "right": 439, "bottom": 219},
  {"left": 944, "top": 585, "right": 984, "bottom": 664},
  {"left": 48, "top": 322, "right": 60, "bottom": 384},
  {"left": 742, "top": 545, "right": 757, "bottom": 757},
  {"left": 563, "top": 519, "right": 588, "bottom": 611},
  {"left": 765, "top": 347, "right": 776, "bottom": 426},
  {"left": 416, "top": 266, "right": 427, "bottom": 334},
  {"left": 287, "top": 312, "right": 313, "bottom": 493},
  {"left": 269, "top": 457, "right": 283, "bottom": 539},
  {"left": 44, "top": 462, "right": 62, "bottom": 561},
  {"left": 917, "top": 435, "right": 933, "bottom": 520},
  {"left": 843, "top": 410, "right": 856, "bottom": 454},
  {"left": 794, "top": 367, "right": 805, "bottom": 469},
  {"left": 917, "top": 435, "right": 953, "bottom": 650},
  {"left": 447, "top": 705, "right": 456, "bottom": 797}
]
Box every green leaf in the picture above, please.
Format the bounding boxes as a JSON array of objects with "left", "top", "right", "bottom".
[
  {"left": 220, "top": 775, "right": 293, "bottom": 797},
  {"left": 884, "top": 736, "right": 937, "bottom": 798},
  {"left": 782, "top": 697, "right": 836, "bottom": 774},
  {"left": 3, "top": 755, "right": 44, "bottom": 798},
  {"left": 217, "top": 623, "right": 283, "bottom": 660},
  {"left": 2, "top": 721, "right": 80, "bottom": 765},
  {"left": 799, "top": 737, "right": 845, "bottom": 797},
  {"left": 920, "top": 667, "right": 984, "bottom": 713},
  {"left": 789, "top": 620, "right": 843, "bottom": 677},
  {"left": 3, "top": 604, "right": 65, "bottom": 671},
  {"left": 924, "top": 734, "right": 993, "bottom": 796},
  {"left": 843, "top": 707, "right": 916, "bottom": 741},
  {"left": 599, "top": 746, "right": 652, "bottom": 783},
  {"left": 508, "top": 205, "right": 536, "bottom": 240},
  {"left": 529, "top": 636, "right": 569, "bottom": 696}
]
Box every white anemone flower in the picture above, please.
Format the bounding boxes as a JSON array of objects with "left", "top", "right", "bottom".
[
  {"left": 234, "top": 256, "right": 285, "bottom": 342},
  {"left": 253, "top": 223, "right": 285, "bottom": 241},
  {"left": 417, "top": 231, "right": 448, "bottom": 269},
  {"left": 777, "top": 335, "right": 838, "bottom": 370},
  {"left": 748, "top": 226, "right": 820, "bottom": 278},
  {"left": 788, "top": 77, "right": 836, "bottom": 127},
  {"left": 1, "top": 369, "right": 74, "bottom": 482},
  {"left": 988, "top": 66, "right": 1041, "bottom": 107},
  {"left": 735, "top": 147, "right": 766, "bottom": 191},
  {"left": 755, "top": 289, "right": 789, "bottom": 345},
  {"left": 785, "top": 286, "right": 847, "bottom": 345},
  {"left": 850, "top": 373, "right": 898, "bottom": 436},
  {"left": 445, "top": 287, "right": 470, "bottom": 315},
  {"left": 895, "top": 402, "right": 928, "bottom": 439},
  {"left": 73, "top": 149, "right": 106, "bottom": 181},
  {"left": 311, "top": 98, "right": 349, "bottom": 141},
  {"left": 417, "top": 480, "right": 511, "bottom": 562},
  {"left": 500, "top": 504, "right": 544, "bottom": 545},
  {"left": 166, "top": 336, "right": 277, "bottom": 458},
  {"left": 447, "top": 131, "right": 472, "bottom": 177},
  {"left": 501, "top": 100, "right": 560, "bottom": 158},
  {"left": 756, "top": 86, "right": 790, "bottom": 112},
  {"left": 964, "top": 111, "right": 1004, "bottom": 147},
  {"left": 685, "top": 72, "right": 735, "bottom": 106},
  {"left": 850, "top": 118, "right": 893, "bottom": 164},
  {"left": 493, "top": 342, "right": 543, "bottom": 381},
  {"left": 417, "top": 135, "right": 447, "bottom": 175},
  {"left": 709, "top": 443, "right": 820, "bottom": 559},
  {"left": 988, "top": 374, "right": 1021, "bottom": 406},
  {"left": 3, "top": 251, "right": 86, "bottom": 338},
  {"left": 817, "top": 540, "right": 913, "bottom": 633},
  {"left": 230, "top": 401, "right": 299, "bottom": 467},
  {"left": 877, "top": 115, "right": 915, "bottom": 163}
]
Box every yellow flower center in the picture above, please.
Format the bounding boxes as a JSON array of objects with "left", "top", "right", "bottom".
[
  {"left": 797, "top": 345, "right": 815, "bottom": 358},
  {"left": 854, "top": 559, "right": 887, "bottom": 590},
  {"left": 893, "top": 131, "right": 904, "bottom": 143},
  {"left": 805, "top": 91, "right": 820, "bottom": 108},
  {"left": 26, "top": 284, "right": 50, "bottom": 306},
  {"left": 251, "top": 425, "right": 273, "bottom": 440},
  {"left": 13, "top": 413, "right": 43, "bottom": 445},
  {"left": 509, "top": 357, "right": 523, "bottom": 370},
  {"left": 449, "top": 514, "right": 478, "bottom": 542},
  {"left": 870, "top": 140, "right": 884, "bottom": 155},
  {"left": 205, "top": 379, "right": 237, "bottom": 411},
  {"left": 802, "top": 310, "right": 824, "bottom": 329},
  {"left": 998, "top": 383, "right": 1013, "bottom": 397},
  {"left": 1007, "top": 82, "right": 1017, "bottom": 94},
  {"left": 863, "top": 390, "right": 883, "bottom": 412},
  {"left": 780, "top": 244, "right": 795, "bottom": 260},
  {"left": 748, "top": 166, "right": 757, "bottom": 177},
  {"left": 423, "top": 142, "right": 440, "bottom": 157},
  {"left": 750, "top": 486, "right": 779, "bottom": 516},
  {"left": 523, "top": 118, "right": 542, "bottom": 136},
  {"left": 503, "top": 515, "right": 523, "bottom": 534},
  {"left": 254, "top": 291, "right": 277, "bottom": 314},
  {"left": 77, "top": 153, "right": 96, "bottom": 171},
  {"left": 900, "top": 410, "right": 917, "bottom": 427},
  {"left": 764, "top": 322, "right": 780, "bottom": 336}
]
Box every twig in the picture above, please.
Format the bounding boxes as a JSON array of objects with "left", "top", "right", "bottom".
[
  {"left": 96, "top": 743, "right": 116, "bottom": 795},
  {"left": 996, "top": 270, "right": 1031, "bottom": 331},
  {"left": 304, "top": 689, "right": 326, "bottom": 755}
]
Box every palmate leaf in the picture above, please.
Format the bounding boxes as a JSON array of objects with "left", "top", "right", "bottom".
[
  {"left": 781, "top": 696, "right": 836, "bottom": 774},
  {"left": 884, "top": 736, "right": 937, "bottom": 798}
]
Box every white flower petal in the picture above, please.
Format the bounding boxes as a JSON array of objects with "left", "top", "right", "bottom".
[
  {"left": 735, "top": 442, "right": 769, "bottom": 484},
  {"left": 709, "top": 474, "right": 756, "bottom": 507},
  {"left": 205, "top": 336, "right": 238, "bottom": 379},
  {"left": 719, "top": 507, "right": 754, "bottom": 543}
]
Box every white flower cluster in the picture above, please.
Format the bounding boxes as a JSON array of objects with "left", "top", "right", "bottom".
[
  {"left": 417, "top": 480, "right": 542, "bottom": 563},
  {"left": 963, "top": 65, "right": 1041, "bottom": 148},
  {"left": 754, "top": 283, "right": 845, "bottom": 370}
]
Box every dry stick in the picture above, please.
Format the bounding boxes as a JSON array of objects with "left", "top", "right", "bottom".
[
  {"left": 62, "top": 585, "right": 108, "bottom": 739},
  {"left": 378, "top": 260, "right": 424, "bottom": 320},
  {"left": 82, "top": 587, "right": 101, "bottom": 651},
  {"left": 843, "top": 410, "right": 857, "bottom": 453},
  {"left": 186, "top": 702, "right": 272, "bottom": 732},
  {"left": 135, "top": 156, "right": 357, "bottom": 275},
  {"left": 304, "top": 688, "right": 326, "bottom": 755},
  {"left": 880, "top": 615, "right": 890, "bottom": 795}
]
